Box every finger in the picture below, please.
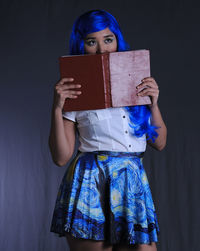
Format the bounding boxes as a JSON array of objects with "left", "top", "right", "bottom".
[
  {"left": 142, "top": 77, "right": 155, "bottom": 82},
  {"left": 66, "top": 92, "right": 82, "bottom": 99},
  {"left": 137, "top": 89, "right": 159, "bottom": 97},
  {"left": 59, "top": 78, "right": 74, "bottom": 85},
  {"left": 56, "top": 84, "right": 81, "bottom": 91},
  {"left": 68, "top": 95, "right": 78, "bottom": 99},
  {"left": 140, "top": 79, "right": 157, "bottom": 86},
  {"left": 136, "top": 81, "right": 158, "bottom": 90},
  {"left": 65, "top": 90, "right": 82, "bottom": 95},
  {"left": 62, "top": 84, "right": 82, "bottom": 89},
  {"left": 137, "top": 87, "right": 159, "bottom": 94},
  {"left": 62, "top": 90, "right": 82, "bottom": 99},
  {"left": 137, "top": 86, "right": 159, "bottom": 93},
  {"left": 56, "top": 89, "right": 81, "bottom": 98}
]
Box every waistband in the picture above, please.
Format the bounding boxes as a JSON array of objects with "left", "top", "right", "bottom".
[{"left": 78, "top": 151, "right": 144, "bottom": 158}]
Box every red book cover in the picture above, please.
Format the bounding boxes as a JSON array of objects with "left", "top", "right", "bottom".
[{"left": 59, "top": 49, "right": 151, "bottom": 112}]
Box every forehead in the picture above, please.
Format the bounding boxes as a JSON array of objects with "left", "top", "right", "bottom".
[{"left": 85, "top": 27, "right": 115, "bottom": 39}]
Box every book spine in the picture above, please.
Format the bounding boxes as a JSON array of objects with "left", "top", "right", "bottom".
[{"left": 101, "top": 54, "right": 111, "bottom": 108}]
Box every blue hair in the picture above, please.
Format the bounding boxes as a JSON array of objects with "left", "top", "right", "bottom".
[
  {"left": 69, "top": 9, "right": 159, "bottom": 142},
  {"left": 69, "top": 9, "right": 130, "bottom": 54},
  {"left": 125, "top": 106, "right": 159, "bottom": 142}
]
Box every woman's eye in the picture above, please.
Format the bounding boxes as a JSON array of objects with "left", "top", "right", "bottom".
[
  {"left": 86, "top": 40, "right": 96, "bottom": 46},
  {"left": 105, "top": 38, "right": 113, "bottom": 44}
]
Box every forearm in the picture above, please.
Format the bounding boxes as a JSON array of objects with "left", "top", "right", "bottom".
[
  {"left": 48, "top": 106, "right": 73, "bottom": 166},
  {"left": 148, "top": 104, "right": 167, "bottom": 151}
]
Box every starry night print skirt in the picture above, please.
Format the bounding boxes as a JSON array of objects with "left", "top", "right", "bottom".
[{"left": 50, "top": 151, "right": 160, "bottom": 245}]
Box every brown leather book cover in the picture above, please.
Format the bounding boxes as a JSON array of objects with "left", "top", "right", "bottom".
[{"left": 59, "top": 50, "right": 151, "bottom": 112}]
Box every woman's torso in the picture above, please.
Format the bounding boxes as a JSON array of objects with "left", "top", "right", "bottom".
[{"left": 62, "top": 107, "right": 147, "bottom": 153}]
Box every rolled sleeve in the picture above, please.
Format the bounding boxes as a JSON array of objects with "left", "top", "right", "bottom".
[{"left": 62, "top": 111, "right": 76, "bottom": 122}]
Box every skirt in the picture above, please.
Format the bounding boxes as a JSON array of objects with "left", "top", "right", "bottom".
[{"left": 50, "top": 151, "right": 160, "bottom": 245}]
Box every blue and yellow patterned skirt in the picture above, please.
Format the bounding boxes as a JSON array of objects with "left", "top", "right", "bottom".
[{"left": 50, "top": 151, "right": 160, "bottom": 245}]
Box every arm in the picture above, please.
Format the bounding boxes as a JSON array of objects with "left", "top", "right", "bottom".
[
  {"left": 147, "top": 104, "right": 167, "bottom": 151},
  {"left": 48, "top": 106, "right": 76, "bottom": 166},
  {"left": 136, "top": 77, "right": 167, "bottom": 151},
  {"left": 48, "top": 77, "right": 81, "bottom": 166}
]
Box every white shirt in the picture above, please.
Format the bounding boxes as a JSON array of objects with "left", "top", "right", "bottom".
[{"left": 62, "top": 107, "right": 147, "bottom": 152}]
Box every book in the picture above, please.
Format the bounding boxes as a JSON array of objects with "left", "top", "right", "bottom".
[{"left": 59, "top": 49, "right": 152, "bottom": 112}]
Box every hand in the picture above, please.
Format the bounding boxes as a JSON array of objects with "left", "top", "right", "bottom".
[
  {"left": 53, "top": 78, "right": 82, "bottom": 110},
  {"left": 136, "top": 77, "right": 159, "bottom": 108}
]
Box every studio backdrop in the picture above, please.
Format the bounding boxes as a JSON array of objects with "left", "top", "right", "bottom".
[{"left": 0, "top": 0, "right": 200, "bottom": 250}]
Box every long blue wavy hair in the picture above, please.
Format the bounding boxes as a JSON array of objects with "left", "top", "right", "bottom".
[{"left": 69, "top": 9, "right": 159, "bottom": 142}]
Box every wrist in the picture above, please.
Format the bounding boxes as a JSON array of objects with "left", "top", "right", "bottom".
[
  {"left": 148, "top": 103, "right": 159, "bottom": 110},
  {"left": 52, "top": 103, "right": 63, "bottom": 113}
]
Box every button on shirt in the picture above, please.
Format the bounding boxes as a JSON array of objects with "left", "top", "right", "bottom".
[{"left": 62, "top": 107, "right": 147, "bottom": 152}]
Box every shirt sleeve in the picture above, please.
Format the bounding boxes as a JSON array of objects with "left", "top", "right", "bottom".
[{"left": 62, "top": 111, "right": 76, "bottom": 122}]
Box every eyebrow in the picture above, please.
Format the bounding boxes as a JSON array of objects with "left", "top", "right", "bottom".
[{"left": 84, "top": 34, "right": 115, "bottom": 40}]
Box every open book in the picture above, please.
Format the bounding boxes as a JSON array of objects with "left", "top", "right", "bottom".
[{"left": 59, "top": 49, "right": 151, "bottom": 112}]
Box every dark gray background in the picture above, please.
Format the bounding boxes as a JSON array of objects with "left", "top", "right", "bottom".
[{"left": 0, "top": 0, "right": 199, "bottom": 250}]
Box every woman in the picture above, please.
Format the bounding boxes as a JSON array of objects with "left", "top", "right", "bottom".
[{"left": 49, "top": 9, "right": 167, "bottom": 251}]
